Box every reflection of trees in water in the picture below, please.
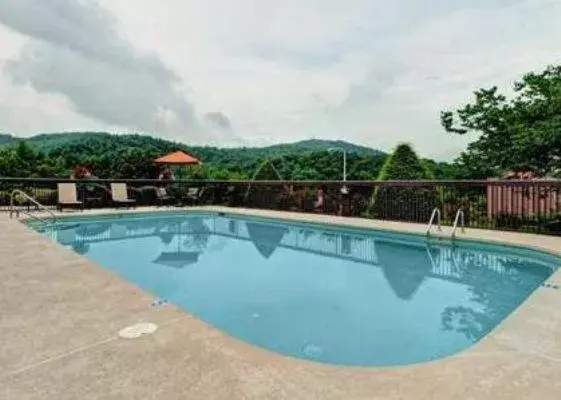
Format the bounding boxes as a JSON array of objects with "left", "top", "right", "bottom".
[
  {"left": 154, "top": 218, "right": 212, "bottom": 268},
  {"left": 298, "top": 229, "right": 315, "bottom": 243},
  {"left": 159, "top": 232, "right": 174, "bottom": 245},
  {"left": 341, "top": 235, "right": 366, "bottom": 255},
  {"left": 76, "top": 223, "right": 111, "bottom": 238},
  {"left": 320, "top": 232, "right": 337, "bottom": 243},
  {"left": 157, "top": 219, "right": 181, "bottom": 246},
  {"left": 72, "top": 243, "right": 90, "bottom": 255},
  {"left": 376, "top": 241, "right": 432, "bottom": 301},
  {"left": 228, "top": 220, "right": 238, "bottom": 234},
  {"left": 155, "top": 217, "right": 211, "bottom": 252},
  {"left": 207, "top": 237, "right": 228, "bottom": 253},
  {"left": 441, "top": 253, "right": 553, "bottom": 340},
  {"left": 184, "top": 217, "right": 211, "bottom": 250},
  {"left": 441, "top": 267, "right": 512, "bottom": 341},
  {"left": 246, "top": 222, "right": 288, "bottom": 259},
  {"left": 341, "top": 235, "right": 351, "bottom": 254}
]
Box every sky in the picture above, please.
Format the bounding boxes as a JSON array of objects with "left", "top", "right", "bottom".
[{"left": 0, "top": 0, "right": 560, "bottom": 160}]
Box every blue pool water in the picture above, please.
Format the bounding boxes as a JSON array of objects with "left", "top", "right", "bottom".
[{"left": 35, "top": 212, "right": 560, "bottom": 366}]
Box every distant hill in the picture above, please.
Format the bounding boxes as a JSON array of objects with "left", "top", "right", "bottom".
[
  {"left": 250, "top": 139, "right": 385, "bottom": 157},
  {"left": 0, "top": 132, "right": 384, "bottom": 158},
  {"left": 0, "top": 132, "right": 461, "bottom": 180},
  {"left": 0, "top": 131, "right": 392, "bottom": 180},
  {"left": 0, "top": 134, "right": 14, "bottom": 145}
]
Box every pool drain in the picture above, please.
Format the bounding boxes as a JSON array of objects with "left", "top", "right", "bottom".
[{"left": 118, "top": 322, "right": 158, "bottom": 339}]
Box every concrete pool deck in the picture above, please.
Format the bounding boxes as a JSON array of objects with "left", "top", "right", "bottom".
[{"left": 1, "top": 206, "right": 561, "bottom": 399}]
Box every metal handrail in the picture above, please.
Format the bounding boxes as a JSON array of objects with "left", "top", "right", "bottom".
[
  {"left": 9, "top": 190, "right": 57, "bottom": 225},
  {"left": 426, "top": 207, "right": 442, "bottom": 236},
  {"left": 452, "top": 209, "right": 465, "bottom": 239}
]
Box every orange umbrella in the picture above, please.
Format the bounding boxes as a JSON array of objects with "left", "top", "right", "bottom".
[{"left": 154, "top": 151, "right": 201, "bottom": 165}]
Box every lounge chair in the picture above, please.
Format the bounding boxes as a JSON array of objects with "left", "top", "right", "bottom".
[
  {"left": 183, "top": 186, "right": 205, "bottom": 206},
  {"left": 57, "top": 183, "right": 83, "bottom": 211},
  {"left": 156, "top": 187, "right": 175, "bottom": 206},
  {"left": 110, "top": 183, "right": 136, "bottom": 208}
]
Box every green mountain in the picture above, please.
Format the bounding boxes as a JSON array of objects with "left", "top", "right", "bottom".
[
  {"left": 0, "top": 132, "right": 384, "bottom": 157},
  {"left": 0, "top": 131, "right": 394, "bottom": 180},
  {"left": 0, "top": 131, "right": 459, "bottom": 180},
  {"left": 254, "top": 139, "right": 385, "bottom": 157}
]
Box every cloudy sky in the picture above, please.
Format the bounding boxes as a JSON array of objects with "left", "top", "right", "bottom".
[{"left": 0, "top": 0, "right": 560, "bottom": 159}]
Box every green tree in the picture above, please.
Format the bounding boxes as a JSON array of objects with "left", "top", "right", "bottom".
[
  {"left": 250, "top": 159, "right": 285, "bottom": 180},
  {"left": 245, "top": 158, "right": 292, "bottom": 209},
  {"left": 441, "top": 64, "right": 561, "bottom": 177},
  {"left": 376, "top": 144, "right": 435, "bottom": 181},
  {"left": 368, "top": 143, "right": 438, "bottom": 221},
  {"left": 0, "top": 141, "right": 63, "bottom": 177},
  {"left": 185, "top": 165, "right": 209, "bottom": 180}
]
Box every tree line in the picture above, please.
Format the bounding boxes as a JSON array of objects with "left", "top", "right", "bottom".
[{"left": 0, "top": 134, "right": 460, "bottom": 180}]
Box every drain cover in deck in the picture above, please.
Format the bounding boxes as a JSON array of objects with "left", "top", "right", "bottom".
[{"left": 118, "top": 322, "right": 158, "bottom": 339}]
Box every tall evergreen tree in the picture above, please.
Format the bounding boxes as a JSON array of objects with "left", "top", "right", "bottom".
[{"left": 368, "top": 143, "right": 438, "bottom": 222}]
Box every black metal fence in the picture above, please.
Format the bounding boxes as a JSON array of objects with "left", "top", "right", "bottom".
[{"left": 2, "top": 177, "right": 561, "bottom": 235}]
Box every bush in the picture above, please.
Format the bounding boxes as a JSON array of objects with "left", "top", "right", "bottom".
[{"left": 368, "top": 143, "right": 439, "bottom": 222}]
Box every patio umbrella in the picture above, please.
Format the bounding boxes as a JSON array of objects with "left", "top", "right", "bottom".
[
  {"left": 154, "top": 151, "right": 201, "bottom": 166},
  {"left": 155, "top": 151, "right": 202, "bottom": 180}
]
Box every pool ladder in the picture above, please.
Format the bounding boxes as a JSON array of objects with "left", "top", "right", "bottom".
[
  {"left": 426, "top": 208, "right": 442, "bottom": 236},
  {"left": 451, "top": 208, "right": 465, "bottom": 239},
  {"left": 426, "top": 208, "right": 465, "bottom": 239},
  {"left": 9, "top": 189, "right": 57, "bottom": 226}
]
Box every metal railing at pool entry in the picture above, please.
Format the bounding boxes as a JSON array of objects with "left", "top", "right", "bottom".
[
  {"left": 426, "top": 207, "right": 442, "bottom": 236},
  {"left": 452, "top": 209, "right": 465, "bottom": 239},
  {"left": 9, "top": 189, "right": 57, "bottom": 227}
]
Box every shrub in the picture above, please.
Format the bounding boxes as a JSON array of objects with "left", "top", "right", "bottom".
[{"left": 368, "top": 143, "right": 439, "bottom": 222}]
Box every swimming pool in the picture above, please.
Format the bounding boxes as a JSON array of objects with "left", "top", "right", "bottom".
[{"left": 34, "top": 212, "right": 560, "bottom": 367}]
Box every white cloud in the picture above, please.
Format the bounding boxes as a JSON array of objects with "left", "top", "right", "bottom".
[{"left": 1, "top": 0, "right": 560, "bottom": 159}]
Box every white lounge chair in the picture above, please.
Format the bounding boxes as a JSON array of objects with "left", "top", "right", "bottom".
[
  {"left": 57, "top": 183, "right": 83, "bottom": 211},
  {"left": 110, "top": 183, "right": 136, "bottom": 208}
]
